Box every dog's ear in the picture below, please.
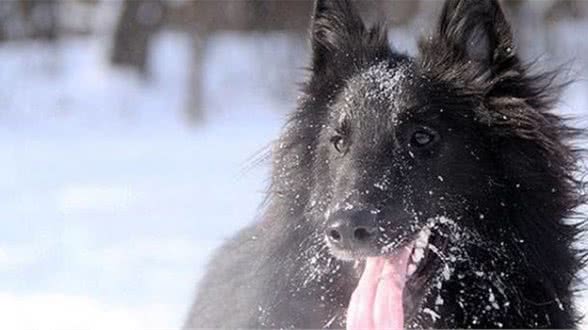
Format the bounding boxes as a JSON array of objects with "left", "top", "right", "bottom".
[
  {"left": 310, "top": 0, "right": 366, "bottom": 74},
  {"left": 309, "top": 0, "right": 388, "bottom": 80},
  {"left": 436, "top": 0, "right": 515, "bottom": 69}
]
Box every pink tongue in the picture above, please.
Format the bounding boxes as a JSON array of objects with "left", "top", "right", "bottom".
[{"left": 346, "top": 246, "right": 412, "bottom": 330}]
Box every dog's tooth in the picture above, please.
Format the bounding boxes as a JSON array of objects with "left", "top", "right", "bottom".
[
  {"left": 435, "top": 295, "right": 444, "bottom": 306},
  {"left": 422, "top": 227, "right": 431, "bottom": 237},
  {"left": 442, "top": 264, "right": 452, "bottom": 280},
  {"left": 415, "top": 227, "right": 431, "bottom": 248},
  {"left": 407, "top": 263, "right": 417, "bottom": 276},
  {"left": 439, "top": 216, "right": 453, "bottom": 224},
  {"left": 428, "top": 243, "right": 440, "bottom": 255},
  {"left": 412, "top": 247, "right": 424, "bottom": 263}
]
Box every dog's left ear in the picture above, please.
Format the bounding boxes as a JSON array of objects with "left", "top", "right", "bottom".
[{"left": 436, "top": 0, "right": 515, "bottom": 70}]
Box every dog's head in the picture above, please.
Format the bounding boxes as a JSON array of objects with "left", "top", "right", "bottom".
[
  {"left": 272, "top": 0, "right": 583, "bottom": 327},
  {"left": 303, "top": 0, "right": 519, "bottom": 259}
]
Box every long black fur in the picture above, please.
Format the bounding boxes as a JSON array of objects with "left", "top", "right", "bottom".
[{"left": 185, "top": 0, "right": 587, "bottom": 328}]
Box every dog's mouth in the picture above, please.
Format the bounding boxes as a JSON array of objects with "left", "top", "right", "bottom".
[{"left": 345, "top": 224, "right": 449, "bottom": 329}]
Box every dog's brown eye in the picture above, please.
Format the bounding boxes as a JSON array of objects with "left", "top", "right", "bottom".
[
  {"left": 331, "top": 136, "right": 346, "bottom": 153},
  {"left": 411, "top": 131, "right": 435, "bottom": 147}
]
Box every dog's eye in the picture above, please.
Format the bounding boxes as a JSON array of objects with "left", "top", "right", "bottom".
[
  {"left": 411, "top": 130, "right": 437, "bottom": 147},
  {"left": 331, "top": 135, "right": 347, "bottom": 153}
]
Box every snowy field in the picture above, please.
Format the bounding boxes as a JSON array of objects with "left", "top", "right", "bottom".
[
  {"left": 0, "top": 33, "right": 287, "bottom": 329},
  {"left": 0, "top": 29, "right": 587, "bottom": 329}
]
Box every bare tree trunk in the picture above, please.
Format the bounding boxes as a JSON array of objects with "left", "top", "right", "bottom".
[
  {"left": 186, "top": 32, "right": 207, "bottom": 125},
  {"left": 21, "top": 0, "right": 58, "bottom": 41},
  {"left": 110, "top": 0, "right": 165, "bottom": 75}
]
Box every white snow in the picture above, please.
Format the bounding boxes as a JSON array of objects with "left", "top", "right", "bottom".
[
  {"left": 0, "top": 32, "right": 285, "bottom": 329},
  {"left": 0, "top": 292, "right": 175, "bottom": 330}
]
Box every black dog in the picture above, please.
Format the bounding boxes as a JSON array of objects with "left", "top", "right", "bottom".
[{"left": 185, "top": 0, "right": 586, "bottom": 328}]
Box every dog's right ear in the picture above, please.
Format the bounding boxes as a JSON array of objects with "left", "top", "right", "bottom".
[
  {"left": 311, "top": 0, "right": 365, "bottom": 75},
  {"left": 310, "top": 0, "right": 385, "bottom": 80}
]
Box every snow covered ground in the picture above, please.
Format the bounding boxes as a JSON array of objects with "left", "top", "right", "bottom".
[
  {"left": 0, "top": 29, "right": 586, "bottom": 329},
  {"left": 0, "top": 32, "right": 286, "bottom": 329}
]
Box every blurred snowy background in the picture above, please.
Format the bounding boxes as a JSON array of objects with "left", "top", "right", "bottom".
[{"left": 0, "top": 0, "right": 587, "bottom": 329}]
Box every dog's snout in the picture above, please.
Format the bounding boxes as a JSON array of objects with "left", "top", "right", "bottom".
[{"left": 325, "top": 209, "right": 378, "bottom": 251}]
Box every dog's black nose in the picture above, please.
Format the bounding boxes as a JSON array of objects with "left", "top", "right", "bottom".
[{"left": 325, "top": 209, "right": 378, "bottom": 251}]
